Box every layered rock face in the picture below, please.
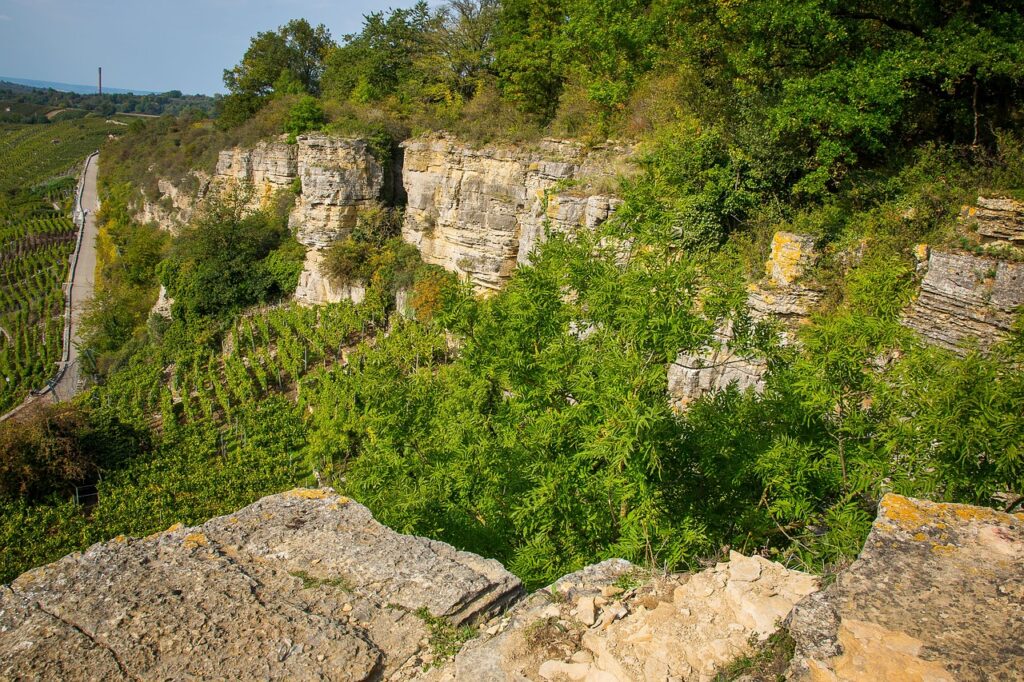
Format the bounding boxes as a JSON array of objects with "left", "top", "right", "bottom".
[
  {"left": 0, "top": 489, "right": 522, "bottom": 681},
  {"left": 289, "top": 134, "right": 387, "bottom": 248},
  {"left": 214, "top": 134, "right": 389, "bottom": 307},
  {"left": 214, "top": 139, "right": 298, "bottom": 210},
  {"left": 401, "top": 134, "right": 628, "bottom": 291},
  {"left": 963, "top": 196, "right": 1024, "bottom": 247},
  {"left": 902, "top": 248, "right": 1024, "bottom": 353},
  {"left": 788, "top": 494, "right": 1024, "bottom": 681},
  {"left": 667, "top": 231, "right": 823, "bottom": 411}
]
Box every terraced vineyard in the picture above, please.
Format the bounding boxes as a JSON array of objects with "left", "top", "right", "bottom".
[
  {"left": 0, "top": 181, "right": 80, "bottom": 412},
  {"left": 0, "top": 117, "right": 121, "bottom": 413},
  {"left": 0, "top": 118, "right": 119, "bottom": 193}
]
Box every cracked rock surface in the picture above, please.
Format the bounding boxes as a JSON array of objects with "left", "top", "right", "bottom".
[
  {"left": 788, "top": 494, "right": 1024, "bottom": 681},
  {"left": 0, "top": 489, "right": 522, "bottom": 681}
]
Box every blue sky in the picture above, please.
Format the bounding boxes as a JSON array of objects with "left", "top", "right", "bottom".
[{"left": 0, "top": 0, "right": 404, "bottom": 95}]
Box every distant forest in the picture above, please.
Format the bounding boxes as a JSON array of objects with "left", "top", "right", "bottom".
[{"left": 0, "top": 81, "right": 217, "bottom": 124}]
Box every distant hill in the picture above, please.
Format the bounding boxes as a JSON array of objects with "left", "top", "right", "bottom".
[
  {"left": 0, "top": 79, "right": 218, "bottom": 123},
  {"left": 0, "top": 76, "right": 157, "bottom": 95}
]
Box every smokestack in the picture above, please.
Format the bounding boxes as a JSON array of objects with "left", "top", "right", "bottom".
[{"left": 98, "top": 67, "right": 102, "bottom": 96}]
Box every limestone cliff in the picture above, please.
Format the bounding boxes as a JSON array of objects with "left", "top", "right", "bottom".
[
  {"left": 215, "top": 134, "right": 389, "bottom": 307},
  {"left": 289, "top": 134, "right": 387, "bottom": 248},
  {"left": 134, "top": 172, "right": 210, "bottom": 234},
  {"left": 214, "top": 138, "right": 298, "bottom": 210},
  {"left": 401, "top": 133, "right": 629, "bottom": 291},
  {"left": 3, "top": 491, "right": 1019, "bottom": 680}
]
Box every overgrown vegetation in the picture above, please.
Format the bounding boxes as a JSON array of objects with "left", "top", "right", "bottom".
[{"left": 2, "top": 0, "right": 1023, "bottom": 593}]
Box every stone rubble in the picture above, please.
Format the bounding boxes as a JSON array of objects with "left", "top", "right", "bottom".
[{"left": 427, "top": 555, "right": 819, "bottom": 682}]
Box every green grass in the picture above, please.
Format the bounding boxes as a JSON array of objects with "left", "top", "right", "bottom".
[{"left": 414, "top": 607, "right": 477, "bottom": 666}]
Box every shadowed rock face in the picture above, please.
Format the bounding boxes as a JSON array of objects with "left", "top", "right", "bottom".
[
  {"left": 0, "top": 489, "right": 522, "bottom": 681},
  {"left": 401, "top": 134, "right": 629, "bottom": 292},
  {"left": 902, "top": 249, "right": 1024, "bottom": 353},
  {"left": 788, "top": 494, "right": 1024, "bottom": 681},
  {"left": 964, "top": 196, "right": 1024, "bottom": 247}
]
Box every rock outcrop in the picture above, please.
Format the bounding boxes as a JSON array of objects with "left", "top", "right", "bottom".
[
  {"left": 293, "top": 249, "right": 366, "bottom": 307},
  {"left": 902, "top": 248, "right": 1024, "bottom": 353},
  {"left": 150, "top": 284, "right": 173, "bottom": 319},
  {"left": 0, "top": 489, "right": 522, "bottom": 681},
  {"left": 3, "top": 491, "right": 1022, "bottom": 680},
  {"left": 213, "top": 134, "right": 390, "bottom": 306},
  {"left": 289, "top": 134, "right": 387, "bottom": 248},
  {"left": 963, "top": 196, "right": 1024, "bottom": 247},
  {"left": 215, "top": 139, "right": 298, "bottom": 210},
  {"left": 788, "top": 493, "right": 1024, "bottom": 681},
  {"left": 667, "top": 232, "right": 823, "bottom": 411},
  {"left": 401, "top": 134, "right": 629, "bottom": 291},
  {"left": 134, "top": 172, "right": 210, "bottom": 234}
]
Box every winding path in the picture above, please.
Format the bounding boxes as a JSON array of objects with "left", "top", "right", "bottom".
[{"left": 51, "top": 153, "right": 99, "bottom": 401}]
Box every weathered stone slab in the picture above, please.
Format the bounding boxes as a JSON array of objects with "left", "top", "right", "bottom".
[
  {"left": 788, "top": 494, "right": 1024, "bottom": 681},
  {"left": 0, "top": 489, "right": 523, "bottom": 681}
]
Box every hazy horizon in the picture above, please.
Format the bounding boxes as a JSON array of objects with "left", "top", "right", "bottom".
[{"left": 0, "top": 0, "right": 405, "bottom": 96}]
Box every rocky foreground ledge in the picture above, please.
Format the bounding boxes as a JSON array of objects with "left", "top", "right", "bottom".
[{"left": 1, "top": 491, "right": 1021, "bottom": 681}]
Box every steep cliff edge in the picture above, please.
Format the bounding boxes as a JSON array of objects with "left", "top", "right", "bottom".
[
  {"left": 401, "top": 133, "right": 630, "bottom": 292},
  {"left": 2, "top": 492, "right": 1020, "bottom": 680}
]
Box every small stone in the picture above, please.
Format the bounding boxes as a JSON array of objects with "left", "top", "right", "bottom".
[
  {"left": 601, "top": 586, "right": 624, "bottom": 598},
  {"left": 541, "top": 604, "right": 561, "bottom": 619},
  {"left": 727, "top": 552, "right": 762, "bottom": 582},
  {"left": 342, "top": 603, "right": 353, "bottom": 613},
  {"left": 539, "top": 660, "right": 590, "bottom": 681},
  {"left": 576, "top": 596, "right": 597, "bottom": 626},
  {"left": 599, "top": 602, "right": 627, "bottom": 629}
]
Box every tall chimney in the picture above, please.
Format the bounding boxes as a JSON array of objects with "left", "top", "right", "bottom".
[{"left": 98, "top": 67, "right": 102, "bottom": 96}]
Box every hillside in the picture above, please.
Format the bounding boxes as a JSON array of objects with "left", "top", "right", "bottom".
[{"left": 0, "top": 1, "right": 1023, "bottom": 676}]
